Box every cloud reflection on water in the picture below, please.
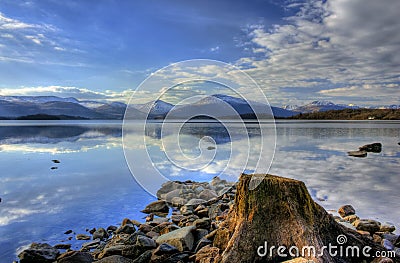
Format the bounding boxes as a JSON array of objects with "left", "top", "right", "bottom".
[{"left": 0, "top": 121, "right": 399, "bottom": 262}]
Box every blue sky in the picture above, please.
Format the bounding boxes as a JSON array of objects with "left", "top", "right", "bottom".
[{"left": 0, "top": 0, "right": 399, "bottom": 106}]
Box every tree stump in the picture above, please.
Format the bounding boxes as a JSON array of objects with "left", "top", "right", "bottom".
[{"left": 219, "top": 174, "right": 398, "bottom": 263}]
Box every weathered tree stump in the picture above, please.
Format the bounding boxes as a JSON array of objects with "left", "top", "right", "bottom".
[{"left": 219, "top": 174, "right": 398, "bottom": 263}]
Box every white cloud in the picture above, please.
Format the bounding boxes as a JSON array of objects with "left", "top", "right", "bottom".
[
  {"left": 0, "top": 85, "right": 134, "bottom": 102},
  {"left": 210, "top": 46, "right": 220, "bottom": 52},
  {"left": 25, "top": 35, "right": 42, "bottom": 45},
  {"left": 0, "top": 13, "right": 37, "bottom": 30},
  {"left": 0, "top": 12, "right": 73, "bottom": 65},
  {"left": 237, "top": 0, "right": 400, "bottom": 106}
]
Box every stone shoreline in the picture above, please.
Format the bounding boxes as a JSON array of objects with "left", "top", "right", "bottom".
[{"left": 17, "top": 175, "right": 400, "bottom": 263}]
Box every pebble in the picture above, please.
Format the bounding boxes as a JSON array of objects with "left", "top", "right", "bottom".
[{"left": 76, "top": 234, "right": 91, "bottom": 240}]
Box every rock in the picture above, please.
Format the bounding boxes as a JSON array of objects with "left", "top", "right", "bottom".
[
  {"left": 199, "top": 189, "right": 218, "bottom": 201},
  {"left": 194, "top": 238, "right": 212, "bottom": 253},
  {"left": 359, "top": 142, "right": 382, "bottom": 153},
  {"left": 357, "top": 230, "right": 372, "bottom": 237},
  {"left": 194, "top": 229, "right": 209, "bottom": 243},
  {"left": 145, "top": 231, "right": 160, "bottom": 239},
  {"left": 93, "top": 228, "right": 109, "bottom": 240},
  {"left": 371, "top": 258, "right": 394, "bottom": 263},
  {"left": 217, "top": 187, "right": 232, "bottom": 196},
  {"left": 159, "top": 252, "right": 190, "bottom": 262},
  {"left": 180, "top": 205, "right": 194, "bottom": 216},
  {"left": 153, "top": 243, "right": 179, "bottom": 255},
  {"left": 171, "top": 214, "right": 185, "bottom": 225},
  {"left": 178, "top": 214, "right": 199, "bottom": 227},
  {"left": 380, "top": 222, "right": 396, "bottom": 233},
  {"left": 150, "top": 217, "right": 169, "bottom": 225},
  {"left": 343, "top": 214, "right": 359, "bottom": 223},
  {"left": 219, "top": 174, "right": 388, "bottom": 263},
  {"left": 82, "top": 239, "right": 101, "bottom": 250},
  {"left": 208, "top": 204, "right": 222, "bottom": 220},
  {"left": 210, "top": 176, "right": 225, "bottom": 187},
  {"left": 96, "top": 255, "right": 134, "bottom": 263},
  {"left": 212, "top": 228, "right": 230, "bottom": 251},
  {"left": 196, "top": 208, "right": 209, "bottom": 218},
  {"left": 157, "top": 181, "right": 188, "bottom": 199},
  {"left": 170, "top": 197, "right": 186, "bottom": 206},
  {"left": 116, "top": 224, "right": 135, "bottom": 235},
  {"left": 141, "top": 200, "right": 169, "bottom": 214},
  {"left": 195, "top": 245, "right": 220, "bottom": 263},
  {"left": 156, "top": 226, "right": 195, "bottom": 251},
  {"left": 373, "top": 234, "right": 383, "bottom": 243},
  {"left": 194, "top": 186, "right": 205, "bottom": 193},
  {"left": 64, "top": 230, "right": 73, "bottom": 235},
  {"left": 347, "top": 150, "right": 367, "bottom": 157},
  {"left": 121, "top": 245, "right": 147, "bottom": 259},
  {"left": 132, "top": 250, "right": 152, "bottom": 263},
  {"left": 164, "top": 189, "right": 182, "bottom": 201},
  {"left": 53, "top": 244, "right": 71, "bottom": 249},
  {"left": 151, "top": 222, "right": 172, "bottom": 233},
  {"left": 194, "top": 204, "right": 206, "bottom": 212},
  {"left": 98, "top": 245, "right": 125, "bottom": 259},
  {"left": 76, "top": 234, "right": 91, "bottom": 240},
  {"left": 57, "top": 251, "right": 93, "bottom": 263},
  {"left": 186, "top": 198, "right": 207, "bottom": 206},
  {"left": 159, "top": 225, "right": 180, "bottom": 235},
  {"left": 18, "top": 243, "right": 59, "bottom": 263},
  {"left": 338, "top": 204, "right": 356, "bottom": 217},
  {"left": 107, "top": 225, "right": 118, "bottom": 232},
  {"left": 136, "top": 235, "right": 157, "bottom": 248},
  {"left": 138, "top": 224, "right": 152, "bottom": 233},
  {"left": 194, "top": 218, "right": 211, "bottom": 229},
  {"left": 353, "top": 219, "right": 381, "bottom": 234}
]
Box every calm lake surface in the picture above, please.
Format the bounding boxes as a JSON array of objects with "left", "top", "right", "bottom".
[{"left": 0, "top": 120, "right": 399, "bottom": 261}]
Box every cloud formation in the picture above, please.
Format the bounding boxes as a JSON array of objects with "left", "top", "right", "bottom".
[
  {"left": 238, "top": 0, "right": 400, "bottom": 106},
  {"left": 0, "top": 85, "right": 133, "bottom": 102}
]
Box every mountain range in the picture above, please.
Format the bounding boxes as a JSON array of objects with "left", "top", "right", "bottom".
[
  {"left": 0, "top": 95, "right": 398, "bottom": 120},
  {"left": 283, "top": 100, "right": 400, "bottom": 113}
]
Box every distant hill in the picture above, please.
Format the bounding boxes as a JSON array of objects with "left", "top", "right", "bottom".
[
  {"left": 16, "top": 114, "right": 89, "bottom": 120},
  {"left": 166, "top": 94, "right": 297, "bottom": 119},
  {"left": 0, "top": 96, "right": 127, "bottom": 120},
  {"left": 283, "top": 100, "right": 359, "bottom": 113},
  {"left": 287, "top": 108, "right": 400, "bottom": 120},
  {"left": 1, "top": 95, "right": 399, "bottom": 120}
]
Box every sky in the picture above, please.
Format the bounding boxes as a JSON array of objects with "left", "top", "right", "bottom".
[{"left": 0, "top": 0, "right": 399, "bottom": 106}]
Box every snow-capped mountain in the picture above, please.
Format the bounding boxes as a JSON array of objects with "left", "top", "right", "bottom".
[
  {"left": 135, "top": 100, "right": 174, "bottom": 118},
  {"left": 369, "top": 105, "right": 400, "bottom": 110},
  {"left": 0, "top": 95, "right": 128, "bottom": 119},
  {"left": 282, "top": 104, "right": 300, "bottom": 111},
  {"left": 285, "top": 100, "right": 347, "bottom": 113},
  {"left": 168, "top": 94, "right": 297, "bottom": 119},
  {"left": 0, "top": 95, "right": 79, "bottom": 104}
]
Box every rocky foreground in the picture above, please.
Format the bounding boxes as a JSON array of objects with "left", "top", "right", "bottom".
[{"left": 18, "top": 174, "right": 400, "bottom": 263}]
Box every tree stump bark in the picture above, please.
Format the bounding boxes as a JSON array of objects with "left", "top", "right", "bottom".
[{"left": 219, "top": 174, "right": 398, "bottom": 263}]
